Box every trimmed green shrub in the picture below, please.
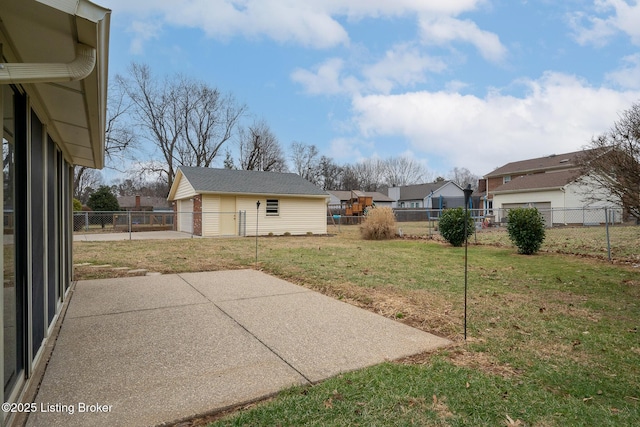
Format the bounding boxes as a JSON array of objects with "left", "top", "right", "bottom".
[
  {"left": 439, "top": 207, "right": 474, "bottom": 247},
  {"left": 506, "top": 207, "right": 546, "bottom": 255},
  {"left": 360, "top": 207, "right": 396, "bottom": 240}
]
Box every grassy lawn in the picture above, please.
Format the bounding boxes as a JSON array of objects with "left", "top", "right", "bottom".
[{"left": 73, "top": 226, "right": 640, "bottom": 426}]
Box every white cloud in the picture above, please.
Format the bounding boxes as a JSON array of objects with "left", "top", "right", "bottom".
[
  {"left": 127, "top": 20, "right": 163, "bottom": 54},
  {"left": 292, "top": 44, "right": 447, "bottom": 96},
  {"left": 351, "top": 72, "right": 640, "bottom": 174},
  {"left": 362, "top": 44, "right": 446, "bottom": 93},
  {"left": 327, "top": 137, "right": 374, "bottom": 162},
  {"left": 102, "top": 0, "right": 488, "bottom": 50},
  {"left": 570, "top": 0, "right": 640, "bottom": 46},
  {"left": 323, "top": 0, "right": 484, "bottom": 18},
  {"left": 169, "top": 1, "right": 350, "bottom": 48},
  {"left": 606, "top": 53, "right": 640, "bottom": 89},
  {"left": 419, "top": 15, "right": 507, "bottom": 63},
  {"left": 291, "top": 58, "right": 362, "bottom": 95}
]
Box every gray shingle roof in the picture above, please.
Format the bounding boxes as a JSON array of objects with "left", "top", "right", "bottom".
[
  {"left": 484, "top": 150, "right": 590, "bottom": 178},
  {"left": 327, "top": 190, "right": 394, "bottom": 202},
  {"left": 397, "top": 182, "right": 453, "bottom": 201},
  {"left": 178, "top": 167, "right": 328, "bottom": 197},
  {"left": 493, "top": 170, "right": 581, "bottom": 193}
]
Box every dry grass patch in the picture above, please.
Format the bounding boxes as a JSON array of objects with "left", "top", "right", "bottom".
[{"left": 74, "top": 231, "right": 640, "bottom": 426}]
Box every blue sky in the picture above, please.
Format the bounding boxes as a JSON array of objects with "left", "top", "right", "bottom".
[{"left": 100, "top": 0, "right": 640, "bottom": 179}]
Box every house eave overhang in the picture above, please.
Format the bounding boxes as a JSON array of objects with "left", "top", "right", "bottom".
[
  {"left": 0, "top": 0, "right": 111, "bottom": 169},
  {"left": 197, "top": 190, "right": 330, "bottom": 200},
  {"left": 492, "top": 186, "right": 564, "bottom": 195}
]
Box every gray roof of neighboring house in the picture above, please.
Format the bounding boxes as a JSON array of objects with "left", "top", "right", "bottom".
[
  {"left": 397, "top": 182, "right": 454, "bottom": 201},
  {"left": 484, "top": 150, "right": 590, "bottom": 178},
  {"left": 177, "top": 167, "right": 329, "bottom": 197},
  {"left": 117, "top": 196, "right": 171, "bottom": 209},
  {"left": 328, "top": 191, "right": 394, "bottom": 203},
  {"left": 493, "top": 170, "right": 581, "bottom": 193}
]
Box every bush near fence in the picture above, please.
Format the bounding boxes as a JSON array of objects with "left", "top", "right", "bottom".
[
  {"left": 382, "top": 207, "right": 638, "bottom": 263},
  {"left": 73, "top": 208, "right": 638, "bottom": 263}
]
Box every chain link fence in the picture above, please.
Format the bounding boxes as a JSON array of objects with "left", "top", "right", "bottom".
[
  {"left": 73, "top": 208, "right": 638, "bottom": 263},
  {"left": 73, "top": 211, "right": 175, "bottom": 233},
  {"left": 73, "top": 211, "right": 248, "bottom": 237},
  {"left": 392, "top": 207, "right": 639, "bottom": 263}
]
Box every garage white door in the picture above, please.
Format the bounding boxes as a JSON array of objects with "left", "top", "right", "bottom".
[{"left": 179, "top": 199, "right": 193, "bottom": 234}]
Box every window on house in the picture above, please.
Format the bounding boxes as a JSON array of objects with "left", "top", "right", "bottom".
[
  {"left": 503, "top": 175, "right": 511, "bottom": 184},
  {"left": 266, "top": 199, "right": 279, "bottom": 216}
]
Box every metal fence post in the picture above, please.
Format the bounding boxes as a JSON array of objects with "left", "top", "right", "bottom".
[
  {"left": 128, "top": 211, "right": 132, "bottom": 240},
  {"left": 84, "top": 211, "right": 89, "bottom": 231},
  {"left": 605, "top": 207, "right": 611, "bottom": 261}
]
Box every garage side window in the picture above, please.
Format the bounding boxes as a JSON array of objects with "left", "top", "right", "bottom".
[{"left": 266, "top": 199, "right": 279, "bottom": 216}]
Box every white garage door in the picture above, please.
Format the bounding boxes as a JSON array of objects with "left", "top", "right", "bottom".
[{"left": 179, "top": 199, "right": 193, "bottom": 234}]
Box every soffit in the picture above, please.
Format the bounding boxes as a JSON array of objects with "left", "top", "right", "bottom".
[{"left": 0, "top": 0, "right": 110, "bottom": 168}]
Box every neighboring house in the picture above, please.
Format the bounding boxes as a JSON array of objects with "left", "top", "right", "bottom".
[
  {"left": 480, "top": 149, "right": 617, "bottom": 225},
  {"left": 118, "top": 195, "right": 173, "bottom": 212},
  {"left": 327, "top": 190, "right": 394, "bottom": 210},
  {"left": 0, "top": 0, "right": 110, "bottom": 421},
  {"left": 167, "top": 167, "right": 330, "bottom": 237},
  {"left": 388, "top": 181, "right": 465, "bottom": 209}
]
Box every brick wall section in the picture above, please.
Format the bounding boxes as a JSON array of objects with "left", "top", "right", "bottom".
[
  {"left": 193, "top": 195, "right": 202, "bottom": 236},
  {"left": 486, "top": 177, "right": 504, "bottom": 196}
]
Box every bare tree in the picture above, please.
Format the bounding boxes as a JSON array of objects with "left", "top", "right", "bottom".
[
  {"left": 578, "top": 101, "right": 640, "bottom": 221},
  {"left": 339, "top": 164, "right": 360, "bottom": 190},
  {"left": 117, "top": 63, "right": 246, "bottom": 189},
  {"left": 384, "top": 156, "right": 431, "bottom": 187},
  {"left": 180, "top": 79, "right": 245, "bottom": 168},
  {"left": 352, "top": 158, "right": 386, "bottom": 192},
  {"left": 448, "top": 167, "right": 480, "bottom": 190},
  {"left": 74, "top": 167, "right": 103, "bottom": 204},
  {"left": 104, "top": 79, "right": 136, "bottom": 167},
  {"left": 318, "top": 156, "right": 342, "bottom": 190},
  {"left": 290, "top": 142, "right": 321, "bottom": 184},
  {"left": 74, "top": 78, "right": 136, "bottom": 202},
  {"left": 116, "top": 64, "right": 182, "bottom": 188},
  {"left": 238, "top": 120, "right": 287, "bottom": 172}
]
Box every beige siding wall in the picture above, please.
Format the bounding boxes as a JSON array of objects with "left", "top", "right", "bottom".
[
  {"left": 174, "top": 176, "right": 196, "bottom": 200},
  {"left": 201, "top": 195, "right": 220, "bottom": 237},
  {"left": 237, "top": 196, "right": 327, "bottom": 236}
]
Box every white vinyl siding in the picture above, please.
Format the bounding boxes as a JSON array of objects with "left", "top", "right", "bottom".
[
  {"left": 237, "top": 196, "right": 327, "bottom": 236},
  {"left": 493, "top": 175, "right": 621, "bottom": 226}
]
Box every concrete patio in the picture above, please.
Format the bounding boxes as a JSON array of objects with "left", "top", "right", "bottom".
[{"left": 25, "top": 269, "right": 450, "bottom": 427}]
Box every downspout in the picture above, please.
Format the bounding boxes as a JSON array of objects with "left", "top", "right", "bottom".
[
  {"left": 485, "top": 177, "right": 489, "bottom": 215},
  {"left": 0, "top": 43, "right": 96, "bottom": 84}
]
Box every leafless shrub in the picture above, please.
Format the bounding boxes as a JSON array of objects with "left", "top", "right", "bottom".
[{"left": 360, "top": 207, "right": 397, "bottom": 240}]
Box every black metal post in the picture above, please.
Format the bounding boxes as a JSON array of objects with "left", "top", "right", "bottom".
[
  {"left": 256, "top": 200, "right": 261, "bottom": 265},
  {"left": 463, "top": 184, "right": 473, "bottom": 341}
]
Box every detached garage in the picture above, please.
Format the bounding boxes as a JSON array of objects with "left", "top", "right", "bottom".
[{"left": 168, "top": 167, "right": 330, "bottom": 237}]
